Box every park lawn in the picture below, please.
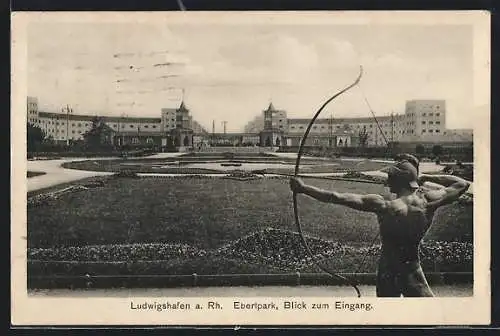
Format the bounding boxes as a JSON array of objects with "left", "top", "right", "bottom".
[
  {"left": 28, "top": 177, "right": 472, "bottom": 250},
  {"left": 27, "top": 177, "right": 473, "bottom": 278}
]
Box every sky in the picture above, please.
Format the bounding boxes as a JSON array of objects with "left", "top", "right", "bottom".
[{"left": 27, "top": 19, "right": 473, "bottom": 132}]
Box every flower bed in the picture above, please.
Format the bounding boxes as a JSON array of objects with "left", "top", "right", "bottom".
[{"left": 28, "top": 228, "right": 473, "bottom": 276}]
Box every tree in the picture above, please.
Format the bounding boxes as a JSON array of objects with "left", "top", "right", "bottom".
[
  {"left": 432, "top": 144, "right": 443, "bottom": 158},
  {"left": 183, "top": 135, "right": 189, "bottom": 146},
  {"left": 27, "top": 123, "right": 45, "bottom": 152},
  {"left": 415, "top": 144, "right": 425, "bottom": 156},
  {"left": 82, "top": 117, "right": 113, "bottom": 149},
  {"left": 358, "top": 126, "right": 369, "bottom": 147}
]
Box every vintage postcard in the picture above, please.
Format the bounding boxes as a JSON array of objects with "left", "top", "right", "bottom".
[{"left": 12, "top": 11, "right": 490, "bottom": 326}]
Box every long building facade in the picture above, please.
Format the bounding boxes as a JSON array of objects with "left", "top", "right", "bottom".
[
  {"left": 27, "top": 97, "right": 206, "bottom": 150},
  {"left": 268, "top": 99, "right": 472, "bottom": 147},
  {"left": 27, "top": 96, "right": 472, "bottom": 150}
]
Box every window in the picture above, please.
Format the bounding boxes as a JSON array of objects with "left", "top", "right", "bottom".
[
  {"left": 429, "top": 130, "right": 433, "bottom": 133},
  {"left": 436, "top": 121, "right": 440, "bottom": 125},
  {"left": 78, "top": 123, "right": 82, "bottom": 127},
  {"left": 56, "top": 122, "right": 59, "bottom": 126},
  {"left": 436, "top": 129, "right": 440, "bottom": 133},
  {"left": 144, "top": 125, "right": 149, "bottom": 128},
  {"left": 72, "top": 130, "right": 75, "bottom": 134},
  {"left": 132, "top": 137, "right": 139, "bottom": 144},
  {"left": 429, "top": 113, "right": 434, "bottom": 117},
  {"left": 72, "top": 123, "right": 75, "bottom": 127},
  {"left": 130, "top": 125, "right": 134, "bottom": 128},
  {"left": 422, "top": 121, "right": 426, "bottom": 124},
  {"left": 114, "top": 124, "right": 117, "bottom": 128},
  {"left": 436, "top": 113, "right": 440, "bottom": 116},
  {"left": 370, "top": 125, "right": 373, "bottom": 128},
  {"left": 85, "top": 123, "right": 89, "bottom": 127},
  {"left": 152, "top": 125, "right": 157, "bottom": 129},
  {"left": 299, "top": 126, "right": 304, "bottom": 129},
  {"left": 291, "top": 126, "right": 295, "bottom": 129},
  {"left": 313, "top": 126, "right": 317, "bottom": 129},
  {"left": 429, "top": 121, "right": 434, "bottom": 124},
  {"left": 422, "top": 129, "right": 426, "bottom": 133},
  {"left": 422, "top": 113, "right": 426, "bottom": 117}
]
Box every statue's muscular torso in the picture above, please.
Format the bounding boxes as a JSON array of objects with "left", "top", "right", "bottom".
[
  {"left": 377, "top": 188, "right": 435, "bottom": 264},
  {"left": 374, "top": 187, "right": 438, "bottom": 297}
]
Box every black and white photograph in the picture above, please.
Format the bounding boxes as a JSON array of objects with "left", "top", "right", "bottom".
[{"left": 12, "top": 11, "right": 490, "bottom": 326}]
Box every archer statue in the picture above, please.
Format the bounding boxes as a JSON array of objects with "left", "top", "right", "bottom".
[{"left": 290, "top": 153, "right": 471, "bottom": 297}]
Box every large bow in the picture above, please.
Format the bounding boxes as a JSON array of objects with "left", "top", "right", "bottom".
[{"left": 293, "top": 65, "right": 364, "bottom": 297}]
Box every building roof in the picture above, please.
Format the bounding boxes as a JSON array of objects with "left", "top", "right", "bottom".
[
  {"left": 39, "top": 111, "right": 161, "bottom": 123},
  {"left": 288, "top": 115, "right": 397, "bottom": 124},
  {"left": 287, "top": 131, "right": 357, "bottom": 136},
  {"left": 178, "top": 101, "right": 189, "bottom": 111},
  {"left": 115, "top": 131, "right": 166, "bottom": 137},
  {"left": 263, "top": 102, "right": 286, "bottom": 113}
]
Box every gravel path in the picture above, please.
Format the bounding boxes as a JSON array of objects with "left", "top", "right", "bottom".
[
  {"left": 27, "top": 152, "right": 472, "bottom": 194},
  {"left": 27, "top": 153, "right": 184, "bottom": 192}
]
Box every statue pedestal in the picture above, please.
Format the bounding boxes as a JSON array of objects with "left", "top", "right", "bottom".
[
  {"left": 171, "top": 128, "right": 194, "bottom": 150},
  {"left": 259, "top": 129, "right": 285, "bottom": 147}
]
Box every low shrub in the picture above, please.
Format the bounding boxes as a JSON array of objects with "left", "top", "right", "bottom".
[{"left": 113, "top": 171, "right": 140, "bottom": 178}]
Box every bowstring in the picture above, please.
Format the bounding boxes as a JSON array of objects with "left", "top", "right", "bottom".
[
  {"left": 318, "top": 64, "right": 385, "bottom": 280},
  {"left": 352, "top": 73, "right": 386, "bottom": 278},
  {"left": 357, "top": 84, "right": 390, "bottom": 147}
]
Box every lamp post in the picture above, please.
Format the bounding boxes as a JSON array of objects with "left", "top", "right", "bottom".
[
  {"left": 64, "top": 104, "right": 73, "bottom": 147},
  {"left": 329, "top": 113, "right": 334, "bottom": 148},
  {"left": 117, "top": 113, "right": 126, "bottom": 147}
]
